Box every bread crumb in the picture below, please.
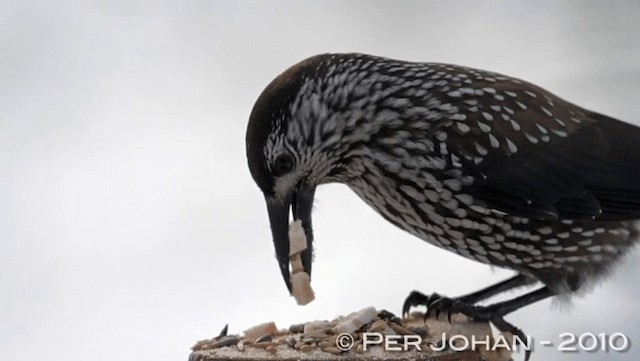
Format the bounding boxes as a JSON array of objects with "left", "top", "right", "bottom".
[
  {"left": 290, "top": 254, "right": 304, "bottom": 274},
  {"left": 288, "top": 220, "right": 307, "bottom": 256},
  {"left": 334, "top": 306, "right": 378, "bottom": 334},
  {"left": 291, "top": 272, "right": 315, "bottom": 305},
  {"left": 243, "top": 322, "right": 278, "bottom": 340},
  {"left": 289, "top": 221, "right": 315, "bottom": 305}
]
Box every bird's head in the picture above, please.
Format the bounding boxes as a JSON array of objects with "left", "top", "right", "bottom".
[
  {"left": 246, "top": 55, "right": 342, "bottom": 293},
  {"left": 247, "top": 53, "right": 408, "bottom": 293}
]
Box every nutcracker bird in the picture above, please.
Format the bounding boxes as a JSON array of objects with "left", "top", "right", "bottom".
[{"left": 246, "top": 53, "right": 640, "bottom": 348}]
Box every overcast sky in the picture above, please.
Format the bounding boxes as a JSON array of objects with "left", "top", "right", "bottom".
[{"left": 1, "top": 1, "right": 640, "bottom": 361}]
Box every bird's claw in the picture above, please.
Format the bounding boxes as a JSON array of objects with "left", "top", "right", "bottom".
[
  {"left": 403, "top": 291, "right": 472, "bottom": 322},
  {"left": 402, "top": 290, "right": 430, "bottom": 318},
  {"left": 491, "top": 316, "right": 532, "bottom": 361}
]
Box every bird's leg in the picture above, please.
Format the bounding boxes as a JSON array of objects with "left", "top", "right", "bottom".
[
  {"left": 457, "top": 273, "right": 535, "bottom": 304},
  {"left": 450, "top": 286, "right": 553, "bottom": 322},
  {"left": 451, "top": 287, "right": 554, "bottom": 361},
  {"left": 403, "top": 273, "right": 533, "bottom": 319},
  {"left": 428, "top": 273, "right": 536, "bottom": 319}
]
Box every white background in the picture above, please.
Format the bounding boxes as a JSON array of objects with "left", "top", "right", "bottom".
[{"left": 2, "top": 1, "right": 639, "bottom": 361}]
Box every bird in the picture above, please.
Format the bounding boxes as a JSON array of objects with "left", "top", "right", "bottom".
[{"left": 245, "top": 53, "right": 640, "bottom": 356}]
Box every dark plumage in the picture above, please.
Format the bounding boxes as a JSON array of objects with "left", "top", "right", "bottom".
[{"left": 245, "top": 53, "right": 639, "bottom": 344}]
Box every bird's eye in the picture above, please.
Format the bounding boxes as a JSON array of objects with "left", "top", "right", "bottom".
[{"left": 272, "top": 153, "right": 295, "bottom": 177}]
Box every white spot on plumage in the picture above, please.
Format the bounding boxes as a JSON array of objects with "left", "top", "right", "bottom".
[
  {"left": 480, "top": 235, "right": 496, "bottom": 244},
  {"left": 399, "top": 185, "right": 426, "bottom": 202},
  {"left": 478, "top": 121, "right": 492, "bottom": 133},
  {"left": 457, "top": 122, "right": 471, "bottom": 133},
  {"left": 470, "top": 205, "right": 490, "bottom": 214},
  {"left": 442, "top": 198, "right": 459, "bottom": 210},
  {"left": 488, "top": 133, "right": 500, "bottom": 148},
  {"left": 455, "top": 194, "right": 474, "bottom": 205},
  {"left": 447, "top": 229, "right": 465, "bottom": 240},
  {"left": 516, "top": 101, "right": 527, "bottom": 110},
  {"left": 439, "top": 103, "right": 454, "bottom": 111},
  {"left": 506, "top": 138, "right": 518, "bottom": 153},
  {"left": 449, "top": 113, "right": 467, "bottom": 121},
  {"left": 474, "top": 142, "right": 488, "bottom": 156},
  {"left": 578, "top": 239, "right": 592, "bottom": 246},
  {"left": 538, "top": 227, "right": 552, "bottom": 235},
  {"left": 504, "top": 240, "right": 517, "bottom": 248},
  {"left": 482, "top": 112, "right": 494, "bottom": 121},
  {"left": 588, "top": 245, "right": 603, "bottom": 253},
  {"left": 428, "top": 212, "right": 445, "bottom": 225},
  {"left": 454, "top": 208, "right": 467, "bottom": 218},
  {"left": 424, "top": 190, "right": 439, "bottom": 203},
  {"left": 582, "top": 230, "right": 595, "bottom": 237},
  {"left": 439, "top": 142, "right": 448, "bottom": 155},
  {"left": 462, "top": 219, "right": 477, "bottom": 229},
  {"left": 551, "top": 129, "right": 568, "bottom": 137},
  {"left": 525, "top": 133, "right": 538, "bottom": 144},
  {"left": 446, "top": 217, "right": 462, "bottom": 227},
  {"left": 536, "top": 123, "right": 548, "bottom": 134},
  {"left": 443, "top": 179, "right": 462, "bottom": 191}
]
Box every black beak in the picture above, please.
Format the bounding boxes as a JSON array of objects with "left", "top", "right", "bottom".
[{"left": 265, "top": 184, "right": 315, "bottom": 293}]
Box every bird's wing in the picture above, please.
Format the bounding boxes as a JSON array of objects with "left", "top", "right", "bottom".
[{"left": 441, "top": 78, "right": 640, "bottom": 221}]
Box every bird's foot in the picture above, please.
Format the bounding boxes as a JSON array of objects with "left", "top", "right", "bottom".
[
  {"left": 403, "top": 291, "right": 532, "bottom": 361},
  {"left": 403, "top": 290, "right": 514, "bottom": 322},
  {"left": 402, "top": 290, "right": 474, "bottom": 321}
]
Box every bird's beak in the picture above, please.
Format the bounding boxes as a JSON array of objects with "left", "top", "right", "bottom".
[{"left": 265, "top": 184, "right": 315, "bottom": 293}]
